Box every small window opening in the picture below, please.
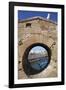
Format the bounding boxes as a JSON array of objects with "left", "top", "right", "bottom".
[{"left": 26, "top": 23, "right": 31, "bottom": 28}]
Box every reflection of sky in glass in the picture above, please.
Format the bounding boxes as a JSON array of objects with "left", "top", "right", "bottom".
[{"left": 29, "top": 46, "right": 46, "bottom": 53}]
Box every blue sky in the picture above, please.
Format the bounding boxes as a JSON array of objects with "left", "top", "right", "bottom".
[
  {"left": 29, "top": 46, "right": 46, "bottom": 54},
  {"left": 18, "top": 10, "right": 58, "bottom": 22}
]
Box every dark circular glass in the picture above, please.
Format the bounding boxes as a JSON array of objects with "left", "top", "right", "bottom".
[{"left": 28, "top": 46, "right": 49, "bottom": 71}]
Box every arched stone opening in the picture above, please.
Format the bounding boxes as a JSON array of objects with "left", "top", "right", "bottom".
[{"left": 22, "top": 43, "right": 51, "bottom": 76}]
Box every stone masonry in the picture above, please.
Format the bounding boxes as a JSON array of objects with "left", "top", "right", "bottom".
[{"left": 18, "top": 16, "right": 57, "bottom": 79}]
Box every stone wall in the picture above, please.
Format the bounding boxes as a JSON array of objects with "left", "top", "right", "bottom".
[{"left": 18, "top": 18, "right": 57, "bottom": 79}]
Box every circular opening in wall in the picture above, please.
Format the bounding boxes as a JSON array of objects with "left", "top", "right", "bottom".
[
  {"left": 28, "top": 46, "right": 49, "bottom": 71},
  {"left": 22, "top": 43, "right": 51, "bottom": 76}
]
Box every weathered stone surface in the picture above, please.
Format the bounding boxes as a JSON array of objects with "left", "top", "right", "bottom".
[{"left": 18, "top": 17, "right": 57, "bottom": 79}]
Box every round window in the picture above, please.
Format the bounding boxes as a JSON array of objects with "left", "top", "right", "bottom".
[
  {"left": 22, "top": 43, "right": 51, "bottom": 75},
  {"left": 28, "top": 46, "right": 49, "bottom": 71}
]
